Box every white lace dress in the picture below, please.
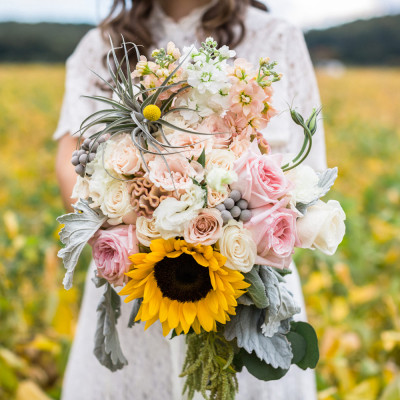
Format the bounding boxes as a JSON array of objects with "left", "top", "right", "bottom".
[{"left": 54, "top": 4, "right": 326, "bottom": 400}]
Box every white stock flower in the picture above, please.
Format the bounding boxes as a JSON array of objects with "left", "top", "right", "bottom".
[
  {"left": 153, "top": 184, "right": 205, "bottom": 239},
  {"left": 218, "top": 220, "right": 257, "bottom": 273},
  {"left": 136, "top": 216, "right": 162, "bottom": 247},
  {"left": 297, "top": 200, "right": 346, "bottom": 255},
  {"left": 206, "top": 167, "right": 237, "bottom": 194}
]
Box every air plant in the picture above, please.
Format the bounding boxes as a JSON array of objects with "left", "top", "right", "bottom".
[{"left": 74, "top": 37, "right": 223, "bottom": 183}]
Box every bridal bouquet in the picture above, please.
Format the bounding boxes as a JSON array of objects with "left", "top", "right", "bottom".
[{"left": 57, "top": 37, "right": 346, "bottom": 399}]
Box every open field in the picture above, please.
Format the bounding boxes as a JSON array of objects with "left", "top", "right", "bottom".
[{"left": 0, "top": 65, "right": 400, "bottom": 399}]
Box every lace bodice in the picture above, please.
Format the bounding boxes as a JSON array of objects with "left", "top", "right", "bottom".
[
  {"left": 58, "top": 5, "right": 322, "bottom": 400},
  {"left": 54, "top": 4, "right": 327, "bottom": 171}
]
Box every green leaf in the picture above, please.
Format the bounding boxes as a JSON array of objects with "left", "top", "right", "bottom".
[
  {"left": 289, "top": 321, "right": 319, "bottom": 370},
  {"left": 197, "top": 147, "right": 206, "bottom": 168},
  {"left": 238, "top": 349, "right": 289, "bottom": 381},
  {"left": 286, "top": 331, "right": 307, "bottom": 365},
  {"left": 244, "top": 266, "right": 269, "bottom": 309}
]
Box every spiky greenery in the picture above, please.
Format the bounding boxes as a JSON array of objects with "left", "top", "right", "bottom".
[
  {"left": 76, "top": 38, "right": 219, "bottom": 184},
  {"left": 180, "top": 332, "right": 238, "bottom": 400}
]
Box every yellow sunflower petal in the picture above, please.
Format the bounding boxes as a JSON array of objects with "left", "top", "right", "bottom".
[
  {"left": 192, "top": 318, "right": 201, "bottom": 334},
  {"left": 209, "top": 270, "right": 217, "bottom": 291},
  {"left": 197, "top": 301, "right": 214, "bottom": 332},
  {"left": 167, "top": 300, "right": 180, "bottom": 330},
  {"left": 159, "top": 298, "right": 170, "bottom": 323},
  {"left": 182, "top": 302, "right": 197, "bottom": 325},
  {"left": 162, "top": 321, "right": 171, "bottom": 337},
  {"left": 192, "top": 253, "right": 209, "bottom": 267},
  {"left": 150, "top": 238, "right": 168, "bottom": 253},
  {"left": 166, "top": 251, "right": 183, "bottom": 258},
  {"left": 144, "top": 314, "right": 159, "bottom": 330},
  {"left": 129, "top": 253, "right": 148, "bottom": 264},
  {"left": 205, "top": 291, "right": 219, "bottom": 314}
]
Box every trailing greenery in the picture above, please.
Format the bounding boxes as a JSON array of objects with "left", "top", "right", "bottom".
[{"left": 180, "top": 332, "right": 238, "bottom": 400}]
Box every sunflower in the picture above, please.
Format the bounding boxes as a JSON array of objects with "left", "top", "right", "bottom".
[{"left": 119, "top": 238, "right": 249, "bottom": 336}]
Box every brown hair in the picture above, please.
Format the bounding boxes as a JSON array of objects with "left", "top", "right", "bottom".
[{"left": 100, "top": 0, "right": 268, "bottom": 60}]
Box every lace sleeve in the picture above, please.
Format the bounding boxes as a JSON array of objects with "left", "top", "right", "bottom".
[
  {"left": 283, "top": 25, "right": 327, "bottom": 171},
  {"left": 53, "top": 29, "right": 108, "bottom": 140}
]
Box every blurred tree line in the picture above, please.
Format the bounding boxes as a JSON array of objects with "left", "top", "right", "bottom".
[{"left": 0, "top": 14, "right": 399, "bottom": 65}]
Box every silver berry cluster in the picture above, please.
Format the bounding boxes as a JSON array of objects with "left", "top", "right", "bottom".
[
  {"left": 71, "top": 137, "right": 106, "bottom": 177},
  {"left": 216, "top": 190, "right": 252, "bottom": 224}
]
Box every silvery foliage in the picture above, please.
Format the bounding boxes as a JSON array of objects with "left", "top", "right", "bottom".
[
  {"left": 224, "top": 305, "right": 293, "bottom": 370},
  {"left": 296, "top": 167, "right": 338, "bottom": 215},
  {"left": 259, "top": 267, "right": 301, "bottom": 337},
  {"left": 225, "top": 266, "right": 301, "bottom": 369},
  {"left": 93, "top": 274, "right": 128, "bottom": 371},
  {"left": 57, "top": 199, "right": 107, "bottom": 290},
  {"left": 128, "top": 298, "right": 143, "bottom": 328}
]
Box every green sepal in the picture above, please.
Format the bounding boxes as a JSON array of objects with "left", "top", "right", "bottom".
[
  {"left": 197, "top": 147, "right": 206, "bottom": 168},
  {"left": 238, "top": 349, "right": 289, "bottom": 381},
  {"left": 288, "top": 321, "right": 319, "bottom": 370}
]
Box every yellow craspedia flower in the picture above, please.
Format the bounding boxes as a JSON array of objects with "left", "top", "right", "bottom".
[
  {"left": 143, "top": 104, "right": 161, "bottom": 121},
  {"left": 119, "top": 238, "right": 249, "bottom": 337}
]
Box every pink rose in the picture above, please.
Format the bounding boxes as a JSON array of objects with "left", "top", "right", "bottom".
[
  {"left": 90, "top": 225, "right": 139, "bottom": 287},
  {"left": 148, "top": 155, "right": 204, "bottom": 192},
  {"left": 184, "top": 208, "right": 223, "bottom": 246},
  {"left": 231, "top": 141, "right": 291, "bottom": 208},
  {"left": 245, "top": 201, "right": 300, "bottom": 269}
]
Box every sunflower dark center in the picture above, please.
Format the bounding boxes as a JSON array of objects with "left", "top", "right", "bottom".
[{"left": 153, "top": 253, "right": 213, "bottom": 302}]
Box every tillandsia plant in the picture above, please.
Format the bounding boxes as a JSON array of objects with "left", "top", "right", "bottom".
[{"left": 57, "top": 36, "right": 346, "bottom": 400}]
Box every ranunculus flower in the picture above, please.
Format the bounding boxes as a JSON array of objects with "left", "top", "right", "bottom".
[
  {"left": 218, "top": 220, "right": 257, "bottom": 273},
  {"left": 231, "top": 141, "right": 291, "bottom": 208},
  {"left": 245, "top": 201, "right": 299, "bottom": 269},
  {"left": 184, "top": 208, "right": 223, "bottom": 245},
  {"left": 105, "top": 134, "right": 142, "bottom": 176},
  {"left": 90, "top": 225, "right": 139, "bottom": 287},
  {"left": 148, "top": 155, "right": 204, "bottom": 192},
  {"left": 296, "top": 200, "right": 346, "bottom": 255},
  {"left": 135, "top": 216, "right": 161, "bottom": 247}
]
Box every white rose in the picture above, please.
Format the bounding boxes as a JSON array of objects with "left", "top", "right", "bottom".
[
  {"left": 88, "top": 166, "right": 113, "bottom": 208},
  {"left": 297, "top": 200, "right": 346, "bottom": 255},
  {"left": 71, "top": 176, "right": 90, "bottom": 200},
  {"left": 105, "top": 134, "right": 142, "bottom": 176},
  {"left": 286, "top": 165, "right": 322, "bottom": 205},
  {"left": 100, "top": 180, "right": 133, "bottom": 225},
  {"left": 218, "top": 220, "right": 257, "bottom": 273},
  {"left": 154, "top": 185, "right": 205, "bottom": 239},
  {"left": 136, "top": 216, "right": 161, "bottom": 247},
  {"left": 206, "top": 149, "right": 236, "bottom": 171},
  {"left": 206, "top": 167, "right": 237, "bottom": 194}
]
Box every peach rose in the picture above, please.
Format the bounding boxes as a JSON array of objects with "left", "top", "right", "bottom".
[
  {"left": 168, "top": 132, "right": 208, "bottom": 160},
  {"left": 184, "top": 208, "right": 223, "bottom": 245},
  {"left": 207, "top": 187, "right": 229, "bottom": 207},
  {"left": 199, "top": 115, "right": 232, "bottom": 149},
  {"left": 105, "top": 134, "right": 142, "bottom": 176}
]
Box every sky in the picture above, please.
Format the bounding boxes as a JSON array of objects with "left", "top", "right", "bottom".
[{"left": 0, "top": 0, "right": 399, "bottom": 29}]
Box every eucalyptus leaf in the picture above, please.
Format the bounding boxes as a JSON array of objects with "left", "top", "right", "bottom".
[
  {"left": 57, "top": 199, "right": 107, "bottom": 290},
  {"left": 128, "top": 298, "right": 143, "bottom": 328},
  {"left": 94, "top": 283, "right": 128, "bottom": 371},
  {"left": 244, "top": 266, "right": 269, "bottom": 309},
  {"left": 289, "top": 321, "right": 319, "bottom": 370},
  {"left": 238, "top": 349, "right": 289, "bottom": 381},
  {"left": 224, "top": 305, "right": 293, "bottom": 370}
]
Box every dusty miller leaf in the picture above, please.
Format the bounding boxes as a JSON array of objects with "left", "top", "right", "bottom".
[
  {"left": 57, "top": 199, "right": 107, "bottom": 290},
  {"left": 128, "top": 298, "right": 143, "bottom": 328},
  {"left": 224, "top": 305, "right": 292, "bottom": 370},
  {"left": 259, "top": 266, "right": 301, "bottom": 337},
  {"left": 296, "top": 167, "right": 338, "bottom": 215},
  {"left": 94, "top": 282, "right": 128, "bottom": 371},
  {"left": 244, "top": 266, "right": 270, "bottom": 309}
]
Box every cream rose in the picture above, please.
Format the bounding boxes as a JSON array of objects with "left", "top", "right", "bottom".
[
  {"left": 184, "top": 208, "right": 223, "bottom": 245},
  {"left": 206, "top": 149, "right": 236, "bottom": 171},
  {"left": 105, "top": 134, "right": 142, "bottom": 175},
  {"left": 136, "top": 216, "right": 162, "bottom": 247},
  {"left": 218, "top": 220, "right": 257, "bottom": 273},
  {"left": 71, "top": 176, "right": 90, "bottom": 200},
  {"left": 297, "top": 200, "right": 346, "bottom": 255},
  {"left": 100, "top": 180, "right": 134, "bottom": 225}
]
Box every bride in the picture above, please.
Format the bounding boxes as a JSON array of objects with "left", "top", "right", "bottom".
[{"left": 55, "top": 0, "right": 326, "bottom": 399}]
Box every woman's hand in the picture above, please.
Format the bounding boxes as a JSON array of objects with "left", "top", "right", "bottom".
[{"left": 56, "top": 134, "right": 79, "bottom": 213}]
